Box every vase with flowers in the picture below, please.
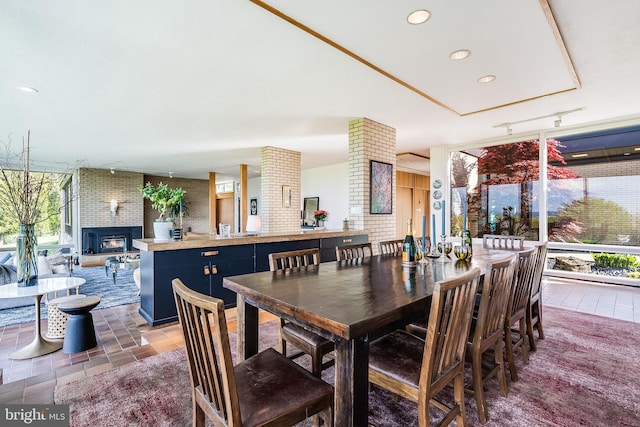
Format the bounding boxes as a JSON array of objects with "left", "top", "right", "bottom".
[
  {"left": 313, "top": 209, "right": 328, "bottom": 228},
  {"left": 0, "top": 131, "right": 62, "bottom": 286}
]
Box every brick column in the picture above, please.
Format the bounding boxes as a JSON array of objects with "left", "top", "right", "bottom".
[
  {"left": 348, "top": 118, "right": 397, "bottom": 254},
  {"left": 261, "top": 146, "right": 301, "bottom": 232}
]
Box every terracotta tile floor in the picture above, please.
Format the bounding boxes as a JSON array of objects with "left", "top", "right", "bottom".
[{"left": 0, "top": 276, "right": 638, "bottom": 404}]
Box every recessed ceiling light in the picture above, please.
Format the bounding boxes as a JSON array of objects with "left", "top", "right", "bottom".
[
  {"left": 407, "top": 10, "right": 430, "bottom": 25},
  {"left": 477, "top": 75, "right": 496, "bottom": 84},
  {"left": 17, "top": 85, "right": 38, "bottom": 93},
  {"left": 571, "top": 153, "right": 589, "bottom": 158},
  {"left": 450, "top": 50, "right": 471, "bottom": 60}
]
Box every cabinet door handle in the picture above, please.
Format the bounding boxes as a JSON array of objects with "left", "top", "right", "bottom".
[
  {"left": 202, "top": 250, "right": 219, "bottom": 257},
  {"left": 211, "top": 265, "right": 218, "bottom": 275},
  {"left": 342, "top": 239, "right": 352, "bottom": 243},
  {"left": 204, "top": 266, "right": 210, "bottom": 276}
]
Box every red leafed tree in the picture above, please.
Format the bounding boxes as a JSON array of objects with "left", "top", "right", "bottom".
[{"left": 469, "top": 138, "right": 583, "bottom": 240}]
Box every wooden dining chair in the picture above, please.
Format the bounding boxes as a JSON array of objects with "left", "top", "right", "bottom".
[
  {"left": 466, "top": 255, "right": 517, "bottom": 423},
  {"left": 504, "top": 246, "right": 537, "bottom": 381},
  {"left": 172, "top": 279, "right": 334, "bottom": 427},
  {"left": 378, "top": 239, "right": 403, "bottom": 256},
  {"left": 527, "top": 242, "right": 548, "bottom": 352},
  {"left": 335, "top": 242, "right": 372, "bottom": 261},
  {"left": 482, "top": 234, "right": 525, "bottom": 250},
  {"left": 268, "top": 248, "right": 335, "bottom": 377},
  {"left": 368, "top": 267, "right": 481, "bottom": 427}
]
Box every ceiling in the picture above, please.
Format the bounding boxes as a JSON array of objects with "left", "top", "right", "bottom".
[{"left": 2, "top": 0, "right": 640, "bottom": 181}]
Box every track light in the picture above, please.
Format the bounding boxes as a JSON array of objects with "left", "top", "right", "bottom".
[
  {"left": 169, "top": 172, "right": 173, "bottom": 178},
  {"left": 507, "top": 126, "right": 513, "bottom": 135},
  {"left": 110, "top": 167, "right": 115, "bottom": 175},
  {"left": 554, "top": 117, "right": 562, "bottom": 128},
  {"left": 493, "top": 107, "right": 584, "bottom": 134}
]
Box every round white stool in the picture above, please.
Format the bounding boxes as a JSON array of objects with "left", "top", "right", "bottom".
[{"left": 46, "top": 294, "right": 87, "bottom": 340}]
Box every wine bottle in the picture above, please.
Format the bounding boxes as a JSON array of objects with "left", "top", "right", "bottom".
[{"left": 402, "top": 218, "right": 416, "bottom": 263}]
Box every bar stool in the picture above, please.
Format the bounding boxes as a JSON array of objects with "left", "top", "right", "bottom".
[
  {"left": 57, "top": 296, "right": 101, "bottom": 354},
  {"left": 45, "top": 294, "right": 87, "bottom": 340}
]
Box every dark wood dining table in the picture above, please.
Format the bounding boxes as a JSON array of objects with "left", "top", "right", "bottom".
[{"left": 223, "top": 247, "right": 517, "bottom": 427}]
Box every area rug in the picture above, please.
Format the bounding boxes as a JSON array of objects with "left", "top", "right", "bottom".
[
  {"left": 0, "top": 266, "right": 139, "bottom": 327},
  {"left": 54, "top": 307, "right": 640, "bottom": 426}
]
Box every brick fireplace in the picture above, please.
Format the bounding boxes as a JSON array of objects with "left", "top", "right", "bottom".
[{"left": 81, "top": 226, "right": 143, "bottom": 254}]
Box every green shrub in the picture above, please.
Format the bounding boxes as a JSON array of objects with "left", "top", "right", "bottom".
[
  {"left": 627, "top": 272, "right": 640, "bottom": 279},
  {"left": 591, "top": 252, "right": 640, "bottom": 269}
]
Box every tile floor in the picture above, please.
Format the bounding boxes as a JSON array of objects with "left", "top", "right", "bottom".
[{"left": 0, "top": 276, "right": 638, "bottom": 405}]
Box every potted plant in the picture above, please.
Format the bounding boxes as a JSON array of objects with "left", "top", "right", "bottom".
[{"left": 139, "top": 182, "right": 186, "bottom": 241}]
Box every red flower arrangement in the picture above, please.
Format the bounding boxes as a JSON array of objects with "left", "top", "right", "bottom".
[{"left": 313, "top": 209, "right": 328, "bottom": 222}]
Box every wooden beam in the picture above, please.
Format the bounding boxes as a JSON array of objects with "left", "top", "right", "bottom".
[
  {"left": 209, "top": 172, "right": 216, "bottom": 233},
  {"left": 240, "top": 165, "right": 248, "bottom": 232}
]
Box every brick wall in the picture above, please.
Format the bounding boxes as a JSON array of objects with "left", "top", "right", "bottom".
[
  {"left": 349, "top": 118, "right": 397, "bottom": 255},
  {"left": 78, "top": 168, "right": 144, "bottom": 229},
  {"left": 142, "top": 175, "right": 210, "bottom": 237},
  {"left": 261, "top": 146, "right": 301, "bottom": 232}
]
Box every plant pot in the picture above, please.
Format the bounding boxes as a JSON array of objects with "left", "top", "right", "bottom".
[{"left": 153, "top": 221, "right": 173, "bottom": 242}]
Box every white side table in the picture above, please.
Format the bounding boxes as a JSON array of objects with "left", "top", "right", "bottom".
[{"left": 0, "top": 277, "right": 86, "bottom": 359}]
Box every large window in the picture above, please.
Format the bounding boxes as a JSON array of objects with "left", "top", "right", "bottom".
[{"left": 450, "top": 124, "right": 640, "bottom": 285}]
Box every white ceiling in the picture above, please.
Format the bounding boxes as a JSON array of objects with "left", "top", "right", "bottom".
[{"left": 2, "top": 0, "right": 640, "bottom": 181}]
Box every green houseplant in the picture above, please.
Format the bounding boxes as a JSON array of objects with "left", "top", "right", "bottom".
[{"left": 139, "top": 182, "right": 186, "bottom": 241}]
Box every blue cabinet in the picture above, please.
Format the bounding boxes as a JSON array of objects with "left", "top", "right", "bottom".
[{"left": 138, "top": 234, "right": 368, "bottom": 326}]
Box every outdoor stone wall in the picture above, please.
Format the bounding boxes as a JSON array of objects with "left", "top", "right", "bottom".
[
  {"left": 141, "top": 175, "right": 210, "bottom": 237},
  {"left": 349, "top": 118, "right": 396, "bottom": 255},
  {"left": 260, "top": 147, "right": 301, "bottom": 233},
  {"left": 78, "top": 168, "right": 144, "bottom": 229}
]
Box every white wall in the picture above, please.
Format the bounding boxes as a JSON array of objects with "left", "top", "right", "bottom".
[{"left": 302, "top": 162, "right": 349, "bottom": 230}]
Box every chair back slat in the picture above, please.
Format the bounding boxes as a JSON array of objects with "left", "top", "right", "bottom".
[
  {"left": 475, "top": 255, "right": 517, "bottom": 343},
  {"left": 335, "top": 242, "right": 373, "bottom": 261},
  {"left": 172, "top": 279, "right": 241, "bottom": 426},
  {"left": 378, "top": 239, "right": 403, "bottom": 256},
  {"left": 530, "top": 242, "right": 548, "bottom": 297},
  {"left": 509, "top": 247, "right": 537, "bottom": 318},
  {"left": 421, "top": 267, "right": 481, "bottom": 388},
  {"left": 482, "top": 234, "right": 525, "bottom": 250},
  {"left": 268, "top": 248, "right": 320, "bottom": 271}
]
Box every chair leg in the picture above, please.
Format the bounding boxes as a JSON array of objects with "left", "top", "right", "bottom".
[
  {"left": 519, "top": 319, "right": 530, "bottom": 365},
  {"left": 193, "top": 400, "right": 205, "bottom": 427},
  {"left": 526, "top": 308, "right": 537, "bottom": 352},
  {"left": 504, "top": 326, "right": 518, "bottom": 382},
  {"left": 534, "top": 301, "right": 545, "bottom": 340},
  {"left": 311, "top": 350, "right": 322, "bottom": 378},
  {"left": 454, "top": 371, "right": 467, "bottom": 427},
  {"left": 494, "top": 340, "right": 508, "bottom": 398},
  {"left": 471, "top": 350, "right": 488, "bottom": 423}
]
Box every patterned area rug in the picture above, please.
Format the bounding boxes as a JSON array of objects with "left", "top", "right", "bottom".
[
  {"left": 54, "top": 307, "right": 640, "bottom": 426},
  {"left": 0, "top": 266, "right": 139, "bottom": 327}
]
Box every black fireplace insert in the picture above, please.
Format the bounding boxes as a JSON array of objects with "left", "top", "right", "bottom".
[{"left": 82, "top": 226, "right": 142, "bottom": 254}]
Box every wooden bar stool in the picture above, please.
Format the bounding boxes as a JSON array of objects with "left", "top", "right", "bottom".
[{"left": 57, "top": 296, "right": 101, "bottom": 354}]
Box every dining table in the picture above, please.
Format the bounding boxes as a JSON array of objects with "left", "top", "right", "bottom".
[{"left": 223, "top": 246, "right": 518, "bottom": 427}]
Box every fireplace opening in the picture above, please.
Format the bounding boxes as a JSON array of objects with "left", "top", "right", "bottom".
[{"left": 101, "top": 235, "right": 127, "bottom": 253}]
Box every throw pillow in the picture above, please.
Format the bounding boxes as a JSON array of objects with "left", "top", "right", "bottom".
[
  {"left": 37, "top": 255, "right": 53, "bottom": 276},
  {"left": 0, "top": 252, "right": 11, "bottom": 265},
  {"left": 52, "top": 264, "right": 68, "bottom": 274},
  {"left": 47, "top": 250, "right": 67, "bottom": 267},
  {"left": 5, "top": 253, "right": 17, "bottom": 268}
]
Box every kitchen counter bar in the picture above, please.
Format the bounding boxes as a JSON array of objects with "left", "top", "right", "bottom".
[{"left": 133, "top": 229, "right": 368, "bottom": 326}]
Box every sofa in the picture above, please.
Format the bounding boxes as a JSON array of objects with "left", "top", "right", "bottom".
[{"left": 0, "top": 249, "right": 72, "bottom": 310}]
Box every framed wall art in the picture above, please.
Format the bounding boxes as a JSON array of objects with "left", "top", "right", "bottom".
[
  {"left": 370, "top": 160, "right": 393, "bottom": 214},
  {"left": 250, "top": 198, "right": 258, "bottom": 215}
]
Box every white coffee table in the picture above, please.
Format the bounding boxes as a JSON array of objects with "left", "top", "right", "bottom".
[{"left": 0, "top": 277, "right": 86, "bottom": 359}]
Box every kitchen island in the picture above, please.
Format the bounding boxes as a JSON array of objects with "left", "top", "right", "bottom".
[{"left": 133, "top": 229, "right": 368, "bottom": 326}]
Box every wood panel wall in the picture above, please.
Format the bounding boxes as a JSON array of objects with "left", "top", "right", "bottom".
[{"left": 396, "top": 171, "right": 430, "bottom": 240}]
